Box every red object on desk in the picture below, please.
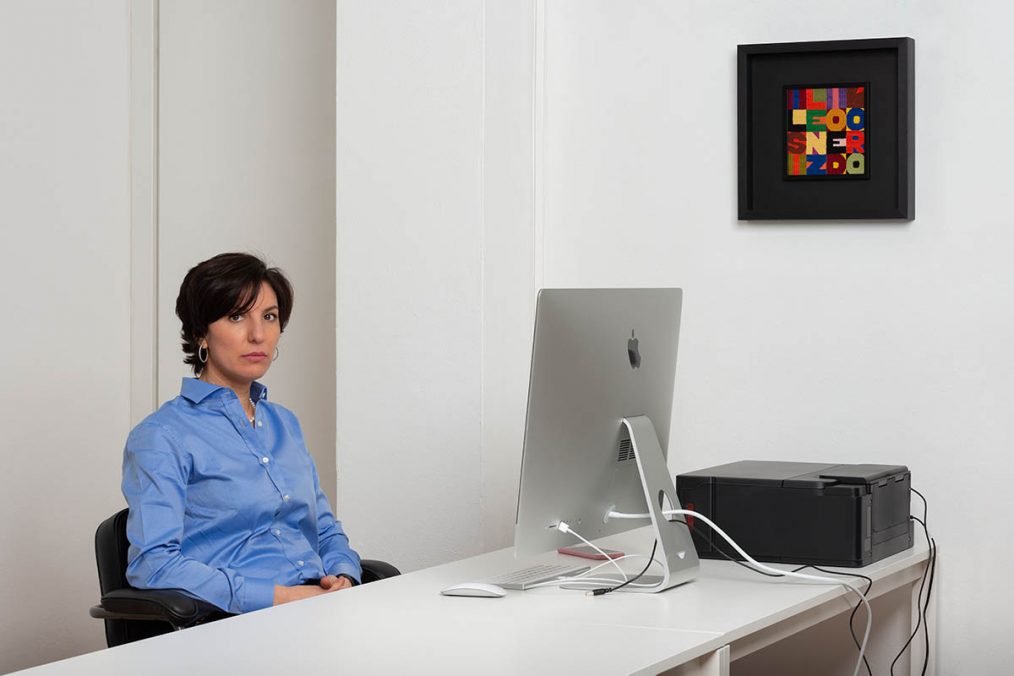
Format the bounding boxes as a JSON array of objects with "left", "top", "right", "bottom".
[{"left": 558, "top": 545, "right": 625, "bottom": 560}]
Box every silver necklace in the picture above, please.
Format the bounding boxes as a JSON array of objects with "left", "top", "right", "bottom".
[{"left": 247, "top": 397, "right": 257, "bottom": 424}]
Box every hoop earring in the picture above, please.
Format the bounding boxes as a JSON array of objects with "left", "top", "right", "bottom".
[
  {"left": 198, "top": 345, "right": 209, "bottom": 364},
  {"left": 273, "top": 347, "right": 280, "bottom": 361}
]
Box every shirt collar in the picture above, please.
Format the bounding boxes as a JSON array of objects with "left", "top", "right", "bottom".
[
  {"left": 180, "top": 378, "right": 269, "bottom": 404},
  {"left": 250, "top": 381, "right": 268, "bottom": 403}
]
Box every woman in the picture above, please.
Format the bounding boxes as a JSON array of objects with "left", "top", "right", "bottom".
[{"left": 122, "top": 253, "right": 361, "bottom": 613}]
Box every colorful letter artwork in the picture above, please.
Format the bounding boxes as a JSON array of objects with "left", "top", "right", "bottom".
[{"left": 786, "top": 85, "right": 866, "bottom": 178}]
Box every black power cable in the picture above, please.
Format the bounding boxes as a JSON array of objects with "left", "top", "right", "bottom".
[
  {"left": 590, "top": 539, "right": 658, "bottom": 596},
  {"left": 593, "top": 517, "right": 732, "bottom": 595},
  {"left": 890, "top": 488, "right": 935, "bottom": 676},
  {"left": 592, "top": 517, "right": 700, "bottom": 595}
]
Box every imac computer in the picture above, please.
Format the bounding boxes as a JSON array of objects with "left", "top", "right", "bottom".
[{"left": 513, "top": 288, "right": 698, "bottom": 592}]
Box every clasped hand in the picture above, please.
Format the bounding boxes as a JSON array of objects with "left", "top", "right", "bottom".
[{"left": 273, "top": 575, "right": 353, "bottom": 605}]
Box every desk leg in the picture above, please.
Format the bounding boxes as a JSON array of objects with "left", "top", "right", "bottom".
[
  {"left": 663, "top": 645, "right": 730, "bottom": 676},
  {"left": 701, "top": 646, "right": 730, "bottom": 676}
]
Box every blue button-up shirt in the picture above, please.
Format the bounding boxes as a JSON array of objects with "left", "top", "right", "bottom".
[{"left": 122, "top": 378, "right": 361, "bottom": 614}]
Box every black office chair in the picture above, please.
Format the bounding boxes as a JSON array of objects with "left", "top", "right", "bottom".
[{"left": 90, "top": 508, "right": 400, "bottom": 648}]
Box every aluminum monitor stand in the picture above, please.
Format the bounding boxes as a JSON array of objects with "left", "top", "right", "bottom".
[
  {"left": 564, "top": 416, "right": 699, "bottom": 593},
  {"left": 622, "top": 415, "right": 699, "bottom": 591}
]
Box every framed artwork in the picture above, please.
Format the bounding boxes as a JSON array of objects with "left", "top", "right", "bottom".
[{"left": 738, "top": 38, "right": 914, "bottom": 220}]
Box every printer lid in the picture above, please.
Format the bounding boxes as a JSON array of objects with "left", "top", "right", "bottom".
[
  {"left": 680, "top": 460, "right": 909, "bottom": 489},
  {"left": 818, "top": 464, "right": 910, "bottom": 485}
]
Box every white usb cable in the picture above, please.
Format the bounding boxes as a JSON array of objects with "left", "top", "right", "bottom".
[{"left": 556, "top": 521, "right": 627, "bottom": 582}]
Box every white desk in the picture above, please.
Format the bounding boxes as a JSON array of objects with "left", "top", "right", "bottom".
[{"left": 18, "top": 528, "right": 931, "bottom": 676}]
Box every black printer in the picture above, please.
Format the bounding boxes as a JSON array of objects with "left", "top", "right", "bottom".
[{"left": 675, "top": 461, "right": 913, "bottom": 567}]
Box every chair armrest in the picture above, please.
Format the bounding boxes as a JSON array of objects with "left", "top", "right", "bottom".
[
  {"left": 90, "top": 588, "right": 229, "bottom": 628},
  {"left": 360, "top": 559, "right": 400, "bottom": 584}
]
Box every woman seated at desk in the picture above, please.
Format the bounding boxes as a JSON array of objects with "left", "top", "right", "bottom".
[{"left": 122, "top": 252, "right": 361, "bottom": 613}]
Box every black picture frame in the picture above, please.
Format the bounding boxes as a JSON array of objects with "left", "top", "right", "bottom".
[{"left": 738, "top": 38, "right": 914, "bottom": 220}]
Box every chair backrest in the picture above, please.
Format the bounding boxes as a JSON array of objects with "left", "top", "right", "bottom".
[
  {"left": 94, "top": 508, "right": 131, "bottom": 595},
  {"left": 94, "top": 508, "right": 174, "bottom": 646}
]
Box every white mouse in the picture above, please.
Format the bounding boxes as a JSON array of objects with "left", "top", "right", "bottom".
[{"left": 440, "top": 581, "right": 507, "bottom": 598}]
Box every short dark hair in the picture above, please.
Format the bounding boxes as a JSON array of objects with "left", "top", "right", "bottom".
[{"left": 175, "top": 252, "right": 294, "bottom": 375}]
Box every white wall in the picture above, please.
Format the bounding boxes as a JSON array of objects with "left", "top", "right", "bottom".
[
  {"left": 540, "top": 1, "right": 1009, "bottom": 673},
  {"left": 337, "top": 0, "right": 485, "bottom": 569},
  {"left": 479, "top": 0, "right": 539, "bottom": 559},
  {"left": 336, "top": 0, "right": 536, "bottom": 569},
  {"left": 0, "top": 2, "right": 131, "bottom": 672}
]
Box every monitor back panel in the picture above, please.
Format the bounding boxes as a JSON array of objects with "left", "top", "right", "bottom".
[{"left": 515, "top": 288, "right": 683, "bottom": 557}]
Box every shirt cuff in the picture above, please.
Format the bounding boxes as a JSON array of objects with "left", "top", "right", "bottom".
[
  {"left": 328, "top": 563, "right": 361, "bottom": 586},
  {"left": 241, "top": 576, "right": 277, "bottom": 613}
]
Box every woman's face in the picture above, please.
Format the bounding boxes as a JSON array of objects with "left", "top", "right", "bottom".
[{"left": 200, "top": 282, "right": 281, "bottom": 390}]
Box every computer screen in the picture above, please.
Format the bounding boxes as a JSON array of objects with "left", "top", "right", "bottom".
[{"left": 513, "top": 288, "right": 698, "bottom": 591}]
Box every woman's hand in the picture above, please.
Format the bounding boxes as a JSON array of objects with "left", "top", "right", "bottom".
[
  {"left": 318, "top": 575, "right": 353, "bottom": 592},
  {"left": 272, "top": 576, "right": 352, "bottom": 606},
  {"left": 273, "top": 584, "right": 326, "bottom": 606}
]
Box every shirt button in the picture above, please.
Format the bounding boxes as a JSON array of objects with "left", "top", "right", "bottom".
[
  {"left": 257, "top": 420, "right": 263, "bottom": 428},
  {"left": 273, "top": 528, "right": 281, "bottom": 536},
  {"left": 261, "top": 456, "right": 270, "bottom": 464},
  {"left": 297, "top": 560, "right": 305, "bottom": 567},
  {"left": 283, "top": 494, "right": 291, "bottom": 502}
]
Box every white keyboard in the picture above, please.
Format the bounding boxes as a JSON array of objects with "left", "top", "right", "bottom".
[{"left": 484, "top": 563, "right": 590, "bottom": 590}]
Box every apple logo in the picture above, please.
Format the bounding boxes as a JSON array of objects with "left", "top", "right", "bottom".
[{"left": 627, "top": 330, "right": 641, "bottom": 369}]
